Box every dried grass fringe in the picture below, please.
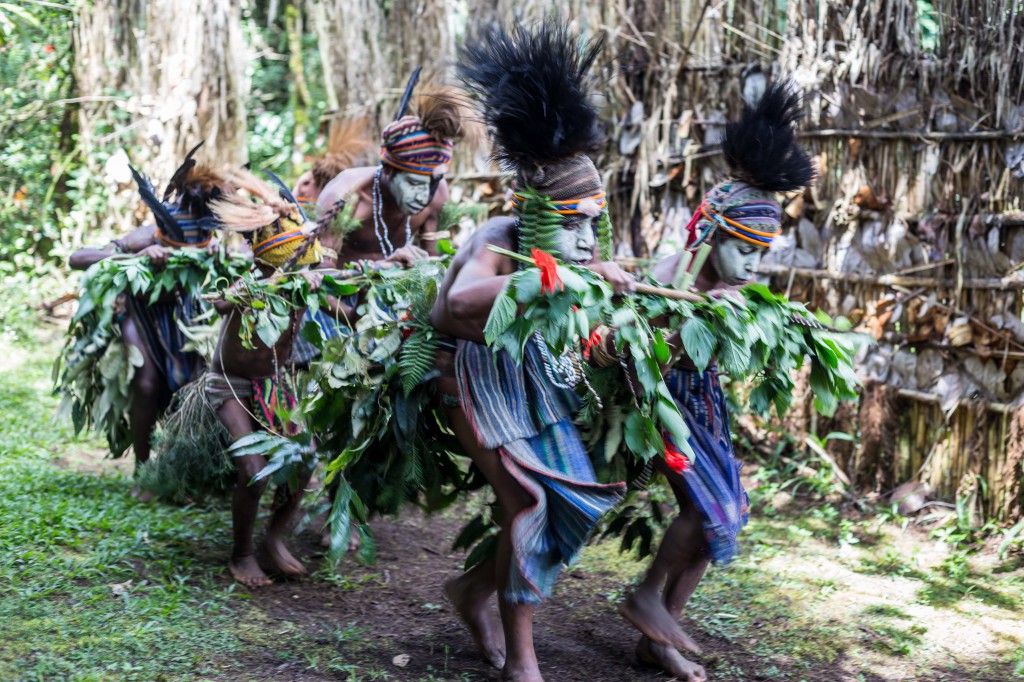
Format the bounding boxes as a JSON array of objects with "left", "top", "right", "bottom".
[{"left": 139, "top": 373, "right": 234, "bottom": 504}]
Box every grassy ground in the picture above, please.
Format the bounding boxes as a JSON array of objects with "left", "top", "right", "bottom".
[{"left": 1, "top": 325, "right": 1022, "bottom": 681}]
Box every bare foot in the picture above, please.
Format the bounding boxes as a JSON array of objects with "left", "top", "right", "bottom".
[
  {"left": 444, "top": 578, "right": 506, "bottom": 669},
  {"left": 620, "top": 589, "right": 702, "bottom": 654},
  {"left": 264, "top": 535, "right": 307, "bottom": 577},
  {"left": 636, "top": 636, "right": 707, "bottom": 681},
  {"left": 229, "top": 555, "right": 273, "bottom": 588}
]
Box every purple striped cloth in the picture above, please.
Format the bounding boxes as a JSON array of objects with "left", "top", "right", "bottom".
[
  {"left": 456, "top": 339, "right": 625, "bottom": 604},
  {"left": 663, "top": 366, "right": 749, "bottom": 564},
  {"left": 124, "top": 294, "right": 204, "bottom": 394}
]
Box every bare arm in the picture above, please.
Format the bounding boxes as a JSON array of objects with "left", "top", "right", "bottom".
[
  {"left": 69, "top": 224, "right": 159, "bottom": 270},
  {"left": 446, "top": 248, "right": 512, "bottom": 319}
]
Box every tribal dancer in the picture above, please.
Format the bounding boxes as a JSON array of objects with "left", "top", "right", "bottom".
[
  {"left": 315, "top": 85, "right": 467, "bottom": 267},
  {"left": 617, "top": 81, "right": 815, "bottom": 681},
  {"left": 432, "top": 23, "right": 631, "bottom": 681},
  {"left": 290, "top": 88, "right": 468, "bottom": 366},
  {"left": 68, "top": 143, "right": 232, "bottom": 481},
  {"left": 206, "top": 170, "right": 348, "bottom": 588}
]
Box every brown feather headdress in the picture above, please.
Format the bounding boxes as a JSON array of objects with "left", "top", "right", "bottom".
[{"left": 310, "top": 117, "right": 375, "bottom": 191}]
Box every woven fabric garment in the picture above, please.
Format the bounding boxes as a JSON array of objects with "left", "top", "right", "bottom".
[
  {"left": 456, "top": 339, "right": 625, "bottom": 604},
  {"left": 154, "top": 205, "right": 213, "bottom": 248},
  {"left": 663, "top": 366, "right": 749, "bottom": 564},
  {"left": 380, "top": 115, "right": 453, "bottom": 176},
  {"left": 698, "top": 180, "right": 781, "bottom": 244},
  {"left": 251, "top": 373, "right": 301, "bottom": 437},
  {"left": 124, "top": 294, "right": 205, "bottom": 394},
  {"left": 288, "top": 296, "right": 357, "bottom": 365}
]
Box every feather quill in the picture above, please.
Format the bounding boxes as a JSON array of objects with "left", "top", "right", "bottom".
[{"left": 720, "top": 80, "right": 815, "bottom": 192}]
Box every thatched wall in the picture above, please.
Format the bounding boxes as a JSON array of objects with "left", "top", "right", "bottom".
[{"left": 582, "top": 0, "right": 1024, "bottom": 520}]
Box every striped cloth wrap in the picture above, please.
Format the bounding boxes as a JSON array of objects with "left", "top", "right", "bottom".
[
  {"left": 663, "top": 366, "right": 750, "bottom": 564},
  {"left": 456, "top": 339, "right": 626, "bottom": 605},
  {"left": 124, "top": 294, "right": 205, "bottom": 395},
  {"left": 380, "top": 115, "right": 453, "bottom": 176}
]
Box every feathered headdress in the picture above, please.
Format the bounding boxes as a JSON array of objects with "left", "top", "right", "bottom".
[
  {"left": 379, "top": 82, "right": 472, "bottom": 178},
  {"left": 129, "top": 142, "right": 233, "bottom": 248},
  {"left": 310, "top": 117, "right": 375, "bottom": 191},
  {"left": 688, "top": 79, "right": 815, "bottom": 249},
  {"left": 457, "top": 21, "right": 612, "bottom": 258},
  {"left": 721, "top": 81, "right": 815, "bottom": 193},
  {"left": 209, "top": 168, "right": 322, "bottom": 268}
]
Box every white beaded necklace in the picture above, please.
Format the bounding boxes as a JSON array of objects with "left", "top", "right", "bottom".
[{"left": 372, "top": 166, "right": 412, "bottom": 257}]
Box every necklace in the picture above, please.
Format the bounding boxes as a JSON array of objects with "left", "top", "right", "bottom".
[{"left": 372, "top": 166, "right": 413, "bottom": 257}]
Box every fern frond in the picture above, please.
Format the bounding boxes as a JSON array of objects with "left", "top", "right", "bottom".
[{"left": 398, "top": 330, "right": 439, "bottom": 396}]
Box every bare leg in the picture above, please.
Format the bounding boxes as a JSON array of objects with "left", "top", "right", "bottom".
[
  {"left": 445, "top": 558, "right": 505, "bottom": 669},
  {"left": 632, "top": 461, "right": 709, "bottom": 681},
  {"left": 122, "top": 317, "right": 164, "bottom": 501},
  {"left": 263, "top": 465, "right": 311, "bottom": 577},
  {"left": 218, "top": 399, "right": 272, "bottom": 588},
  {"left": 441, "top": 385, "right": 538, "bottom": 679}
]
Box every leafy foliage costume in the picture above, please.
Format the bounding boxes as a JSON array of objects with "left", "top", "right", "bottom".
[
  {"left": 54, "top": 144, "right": 243, "bottom": 457},
  {"left": 456, "top": 22, "right": 626, "bottom": 604}
]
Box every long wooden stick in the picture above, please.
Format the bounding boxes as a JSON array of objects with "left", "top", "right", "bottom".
[{"left": 633, "top": 282, "right": 704, "bottom": 302}]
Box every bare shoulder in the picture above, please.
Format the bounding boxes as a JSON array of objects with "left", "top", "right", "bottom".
[
  {"left": 318, "top": 166, "right": 375, "bottom": 210},
  {"left": 124, "top": 224, "right": 158, "bottom": 252},
  {"left": 463, "top": 217, "right": 515, "bottom": 254},
  {"left": 650, "top": 252, "right": 683, "bottom": 285}
]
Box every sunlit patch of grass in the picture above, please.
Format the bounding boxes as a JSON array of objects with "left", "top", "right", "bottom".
[{"left": 0, "top": 342, "right": 246, "bottom": 681}]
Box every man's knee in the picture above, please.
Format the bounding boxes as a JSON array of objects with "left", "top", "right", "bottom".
[{"left": 235, "top": 456, "right": 268, "bottom": 493}]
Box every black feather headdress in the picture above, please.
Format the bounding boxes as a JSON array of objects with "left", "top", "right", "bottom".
[
  {"left": 720, "top": 80, "right": 815, "bottom": 193},
  {"left": 457, "top": 21, "right": 604, "bottom": 172},
  {"left": 130, "top": 165, "right": 185, "bottom": 243}
]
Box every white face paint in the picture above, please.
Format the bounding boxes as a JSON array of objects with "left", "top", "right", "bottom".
[
  {"left": 712, "top": 234, "right": 765, "bottom": 286},
  {"left": 552, "top": 216, "right": 597, "bottom": 264},
  {"left": 388, "top": 171, "right": 433, "bottom": 215}
]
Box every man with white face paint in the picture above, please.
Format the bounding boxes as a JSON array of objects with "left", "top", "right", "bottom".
[
  {"left": 314, "top": 88, "right": 467, "bottom": 271},
  {"left": 289, "top": 91, "right": 469, "bottom": 367},
  {"left": 430, "top": 23, "right": 632, "bottom": 682},
  {"left": 614, "top": 80, "right": 816, "bottom": 682}
]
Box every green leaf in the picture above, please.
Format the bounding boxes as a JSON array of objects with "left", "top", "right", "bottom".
[
  {"left": 484, "top": 284, "right": 518, "bottom": 345},
  {"left": 652, "top": 328, "right": 671, "bottom": 365},
  {"left": 679, "top": 317, "right": 715, "bottom": 372}
]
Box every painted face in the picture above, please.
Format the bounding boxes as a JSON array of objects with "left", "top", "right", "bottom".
[
  {"left": 552, "top": 215, "right": 597, "bottom": 264},
  {"left": 712, "top": 234, "right": 765, "bottom": 286},
  {"left": 388, "top": 171, "right": 433, "bottom": 215},
  {"left": 292, "top": 171, "right": 318, "bottom": 201}
]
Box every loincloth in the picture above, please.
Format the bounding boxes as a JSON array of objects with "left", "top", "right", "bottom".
[
  {"left": 125, "top": 294, "right": 205, "bottom": 394},
  {"left": 205, "top": 370, "right": 301, "bottom": 436},
  {"left": 456, "top": 339, "right": 625, "bottom": 605},
  {"left": 664, "top": 366, "right": 749, "bottom": 564}
]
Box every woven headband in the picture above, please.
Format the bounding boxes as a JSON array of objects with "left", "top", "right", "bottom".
[{"left": 511, "top": 190, "right": 607, "bottom": 216}]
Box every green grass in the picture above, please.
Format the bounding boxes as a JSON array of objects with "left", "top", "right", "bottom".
[{"left": 0, "top": 339, "right": 252, "bottom": 681}]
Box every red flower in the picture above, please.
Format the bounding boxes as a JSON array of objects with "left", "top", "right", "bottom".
[
  {"left": 663, "top": 435, "right": 689, "bottom": 474},
  {"left": 583, "top": 328, "right": 602, "bottom": 361},
  {"left": 44, "top": 45, "right": 55, "bottom": 53},
  {"left": 531, "top": 248, "right": 562, "bottom": 295}
]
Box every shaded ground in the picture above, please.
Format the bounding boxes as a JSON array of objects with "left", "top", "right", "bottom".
[{"left": 1, "top": 327, "right": 1022, "bottom": 681}]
